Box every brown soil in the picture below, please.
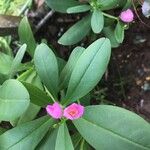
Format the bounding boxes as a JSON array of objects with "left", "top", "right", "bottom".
[{"left": 108, "top": 20, "right": 150, "bottom": 121}]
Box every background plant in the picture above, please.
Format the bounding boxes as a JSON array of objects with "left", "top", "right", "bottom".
[{"left": 46, "top": 0, "right": 135, "bottom": 47}]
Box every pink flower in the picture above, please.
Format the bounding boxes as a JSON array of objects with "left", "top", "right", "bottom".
[
  {"left": 63, "top": 103, "right": 84, "bottom": 120},
  {"left": 120, "top": 9, "right": 134, "bottom": 23},
  {"left": 46, "top": 102, "right": 63, "bottom": 119}
]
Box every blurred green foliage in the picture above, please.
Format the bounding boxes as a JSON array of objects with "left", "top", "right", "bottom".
[{"left": 0, "top": 0, "right": 32, "bottom": 15}]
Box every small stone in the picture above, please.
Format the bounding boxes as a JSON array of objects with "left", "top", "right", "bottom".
[
  {"left": 133, "top": 35, "right": 146, "bottom": 44},
  {"left": 142, "top": 82, "right": 150, "bottom": 91}
]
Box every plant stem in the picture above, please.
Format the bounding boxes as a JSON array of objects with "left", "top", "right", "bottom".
[
  {"left": 58, "top": 118, "right": 67, "bottom": 126},
  {"left": 102, "top": 12, "right": 119, "bottom": 20},
  {"left": 46, "top": 88, "right": 56, "bottom": 103},
  {"left": 80, "top": 139, "right": 85, "bottom": 149},
  {"left": 77, "top": 99, "right": 81, "bottom": 104},
  {"left": 49, "top": 92, "right": 56, "bottom": 103}
]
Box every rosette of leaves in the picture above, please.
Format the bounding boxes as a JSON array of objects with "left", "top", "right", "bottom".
[
  {"left": 46, "top": 0, "right": 132, "bottom": 47},
  {"left": 0, "top": 28, "right": 150, "bottom": 149}
]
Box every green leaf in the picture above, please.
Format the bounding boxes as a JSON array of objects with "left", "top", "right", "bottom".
[
  {"left": 71, "top": 133, "right": 92, "bottom": 150},
  {"left": 0, "top": 73, "right": 8, "bottom": 84},
  {"left": 72, "top": 133, "right": 82, "bottom": 149},
  {"left": 57, "top": 57, "right": 66, "bottom": 74},
  {"left": 58, "top": 15, "right": 91, "bottom": 45},
  {"left": 59, "top": 46, "right": 85, "bottom": 90},
  {"left": 103, "top": 26, "right": 120, "bottom": 48},
  {"left": 0, "top": 116, "right": 55, "bottom": 150},
  {"left": 18, "top": 68, "right": 45, "bottom": 111},
  {"left": 67, "top": 5, "right": 91, "bottom": 14},
  {"left": 98, "top": 0, "right": 127, "bottom": 10},
  {"left": 46, "top": 0, "right": 79, "bottom": 13},
  {"left": 91, "top": 10, "right": 104, "bottom": 34},
  {"left": 37, "top": 128, "right": 59, "bottom": 150},
  {"left": 17, "top": 61, "right": 33, "bottom": 72},
  {"left": 80, "top": 94, "right": 91, "bottom": 106},
  {"left": 55, "top": 123, "right": 74, "bottom": 150},
  {"left": 18, "top": 17, "right": 36, "bottom": 57},
  {"left": 63, "top": 38, "right": 111, "bottom": 104},
  {"left": 0, "top": 128, "right": 6, "bottom": 135},
  {"left": 22, "top": 82, "right": 52, "bottom": 107},
  {"left": 78, "top": 139, "right": 92, "bottom": 150},
  {"left": 37, "top": 123, "right": 74, "bottom": 150},
  {"left": 0, "top": 53, "right": 12, "bottom": 71},
  {"left": 18, "top": 68, "right": 43, "bottom": 89},
  {"left": 34, "top": 43, "right": 59, "bottom": 99},
  {"left": 18, "top": 68, "right": 34, "bottom": 81},
  {"left": 14, "top": 68, "right": 43, "bottom": 126},
  {"left": 114, "top": 21, "right": 125, "bottom": 43},
  {"left": 73, "top": 105, "right": 150, "bottom": 150},
  {"left": 0, "top": 51, "right": 13, "bottom": 75},
  {"left": 9, "top": 44, "right": 27, "bottom": 78},
  {"left": 0, "top": 36, "right": 12, "bottom": 56},
  {"left": 14, "top": 103, "right": 40, "bottom": 125},
  {"left": 0, "top": 79, "right": 30, "bottom": 121},
  {"left": 123, "top": 0, "right": 132, "bottom": 9}
]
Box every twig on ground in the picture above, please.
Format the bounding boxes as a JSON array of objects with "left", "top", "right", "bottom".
[{"left": 35, "top": 10, "right": 54, "bottom": 33}]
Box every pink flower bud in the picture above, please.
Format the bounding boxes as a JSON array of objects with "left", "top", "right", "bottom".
[
  {"left": 46, "top": 102, "right": 63, "bottom": 119},
  {"left": 120, "top": 9, "right": 134, "bottom": 23},
  {"left": 63, "top": 103, "right": 84, "bottom": 120}
]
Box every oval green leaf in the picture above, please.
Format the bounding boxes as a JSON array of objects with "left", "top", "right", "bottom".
[
  {"left": 18, "top": 17, "right": 36, "bottom": 57},
  {"left": 34, "top": 43, "right": 59, "bottom": 99},
  {"left": 59, "top": 46, "right": 85, "bottom": 90},
  {"left": 114, "top": 21, "right": 125, "bottom": 43},
  {"left": 18, "top": 68, "right": 43, "bottom": 88},
  {"left": 9, "top": 44, "right": 27, "bottom": 78},
  {"left": 73, "top": 105, "right": 150, "bottom": 150},
  {"left": 37, "top": 128, "right": 59, "bottom": 150},
  {"left": 63, "top": 38, "right": 111, "bottom": 104},
  {"left": 14, "top": 68, "right": 43, "bottom": 126},
  {"left": 0, "top": 116, "right": 55, "bottom": 150},
  {"left": 46, "top": 0, "right": 79, "bottom": 13},
  {"left": 0, "top": 79, "right": 30, "bottom": 121},
  {"left": 103, "top": 26, "right": 120, "bottom": 48},
  {"left": 55, "top": 123, "right": 74, "bottom": 150},
  {"left": 58, "top": 15, "right": 91, "bottom": 45},
  {"left": 67, "top": 5, "right": 91, "bottom": 14},
  {"left": 22, "top": 82, "right": 52, "bottom": 107},
  {"left": 91, "top": 10, "right": 104, "bottom": 34},
  {"left": 14, "top": 103, "right": 40, "bottom": 126},
  {"left": 98, "top": 0, "right": 126, "bottom": 10},
  {"left": 0, "top": 52, "right": 13, "bottom": 84},
  {"left": 0, "top": 51, "right": 13, "bottom": 75}
]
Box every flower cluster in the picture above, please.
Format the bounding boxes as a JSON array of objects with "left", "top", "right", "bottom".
[{"left": 46, "top": 102, "right": 84, "bottom": 120}]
